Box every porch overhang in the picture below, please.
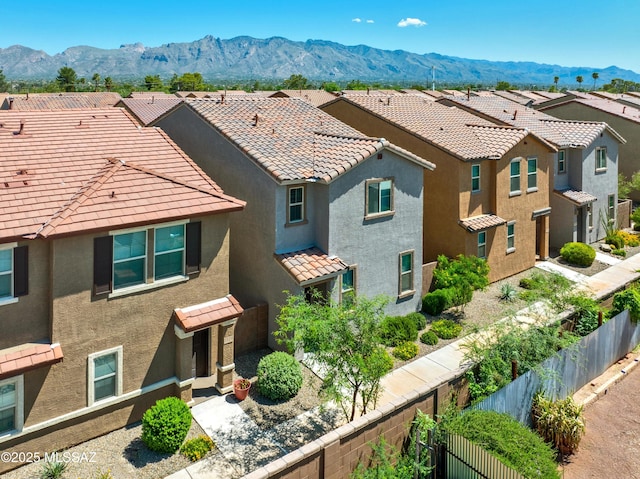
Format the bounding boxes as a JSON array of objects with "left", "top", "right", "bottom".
[
  {"left": 173, "top": 294, "right": 244, "bottom": 334},
  {"left": 275, "top": 247, "right": 348, "bottom": 286},
  {"left": 0, "top": 342, "right": 63, "bottom": 380},
  {"left": 458, "top": 214, "right": 507, "bottom": 233},
  {"left": 554, "top": 189, "right": 597, "bottom": 206}
]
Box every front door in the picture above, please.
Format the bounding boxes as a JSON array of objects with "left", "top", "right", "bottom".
[{"left": 192, "top": 329, "right": 209, "bottom": 377}]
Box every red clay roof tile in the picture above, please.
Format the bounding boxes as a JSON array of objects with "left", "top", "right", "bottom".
[
  {"left": 275, "top": 247, "right": 347, "bottom": 286},
  {"left": 0, "top": 343, "right": 63, "bottom": 379},
  {"left": 173, "top": 295, "right": 244, "bottom": 333}
]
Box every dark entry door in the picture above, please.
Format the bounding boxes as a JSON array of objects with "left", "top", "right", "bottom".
[{"left": 192, "top": 329, "right": 209, "bottom": 377}]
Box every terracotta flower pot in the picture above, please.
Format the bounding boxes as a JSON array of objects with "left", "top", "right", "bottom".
[{"left": 233, "top": 378, "right": 251, "bottom": 401}]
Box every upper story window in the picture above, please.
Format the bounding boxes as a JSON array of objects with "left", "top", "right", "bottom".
[
  {"left": 399, "top": 250, "right": 414, "bottom": 297},
  {"left": 596, "top": 147, "right": 607, "bottom": 172},
  {"left": 471, "top": 164, "right": 481, "bottom": 193},
  {"left": 557, "top": 150, "right": 567, "bottom": 174},
  {"left": 527, "top": 157, "right": 538, "bottom": 192},
  {"left": 0, "top": 376, "right": 23, "bottom": 435},
  {"left": 477, "top": 231, "right": 486, "bottom": 259},
  {"left": 88, "top": 346, "right": 123, "bottom": 406},
  {"left": 509, "top": 159, "right": 521, "bottom": 196},
  {"left": 506, "top": 222, "right": 515, "bottom": 253},
  {"left": 94, "top": 221, "right": 201, "bottom": 296},
  {"left": 0, "top": 243, "right": 28, "bottom": 305},
  {"left": 366, "top": 178, "right": 394, "bottom": 217},
  {"left": 287, "top": 186, "right": 305, "bottom": 224}
]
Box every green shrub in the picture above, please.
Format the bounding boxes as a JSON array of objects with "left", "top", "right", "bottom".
[
  {"left": 613, "top": 248, "right": 626, "bottom": 257},
  {"left": 611, "top": 286, "right": 640, "bottom": 322},
  {"left": 430, "top": 319, "right": 462, "bottom": 339},
  {"left": 422, "top": 288, "right": 453, "bottom": 315},
  {"left": 620, "top": 230, "right": 640, "bottom": 247},
  {"left": 631, "top": 206, "right": 640, "bottom": 226},
  {"left": 560, "top": 242, "right": 596, "bottom": 267},
  {"left": 442, "top": 409, "right": 560, "bottom": 479},
  {"left": 569, "top": 294, "right": 602, "bottom": 336},
  {"left": 532, "top": 393, "right": 585, "bottom": 456},
  {"left": 257, "top": 351, "right": 303, "bottom": 401},
  {"left": 420, "top": 330, "right": 439, "bottom": 345},
  {"left": 406, "top": 312, "right": 427, "bottom": 330},
  {"left": 605, "top": 233, "right": 625, "bottom": 250},
  {"left": 180, "top": 435, "right": 215, "bottom": 462},
  {"left": 380, "top": 315, "right": 418, "bottom": 346},
  {"left": 141, "top": 397, "right": 192, "bottom": 454},
  {"left": 499, "top": 283, "right": 517, "bottom": 302},
  {"left": 40, "top": 461, "right": 67, "bottom": 479},
  {"left": 433, "top": 254, "right": 490, "bottom": 291},
  {"left": 392, "top": 341, "right": 418, "bottom": 360}
]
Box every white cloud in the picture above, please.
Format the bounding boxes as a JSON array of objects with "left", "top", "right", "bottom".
[
  {"left": 397, "top": 17, "right": 427, "bottom": 28},
  {"left": 352, "top": 18, "right": 362, "bottom": 23},
  {"left": 366, "top": 19, "right": 375, "bottom": 24}
]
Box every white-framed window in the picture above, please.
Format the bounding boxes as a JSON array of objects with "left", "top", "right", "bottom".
[
  {"left": 399, "top": 251, "right": 414, "bottom": 296},
  {"left": 477, "top": 231, "right": 486, "bottom": 259},
  {"left": 113, "top": 230, "right": 147, "bottom": 289},
  {"left": 471, "top": 164, "right": 481, "bottom": 193},
  {"left": 608, "top": 194, "right": 616, "bottom": 221},
  {"left": 588, "top": 204, "right": 593, "bottom": 230},
  {"left": 509, "top": 159, "right": 521, "bottom": 196},
  {"left": 341, "top": 267, "right": 356, "bottom": 306},
  {"left": 527, "top": 157, "right": 538, "bottom": 191},
  {"left": 154, "top": 224, "right": 185, "bottom": 280},
  {"left": 0, "top": 247, "right": 13, "bottom": 300},
  {"left": 287, "top": 185, "right": 305, "bottom": 224},
  {"left": 0, "top": 376, "right": 24, "bottom": 436},
  {"left": 557, "top": 150, "right": 567, "bottom": 174},
  {"left": 506, "top": 222, "right": 515, "bottom": 253},
  {"left": 366, "top": 178, "right": 394, "bottom": 216},
  {"left": 88, "top": 346, "right": 123, "bottom": 406},
  {"left": 596, "top": 147, "right": 607, "bottom": 171},
  {"left": 0, "top": 243, "right": 28, "bottom": 305}
]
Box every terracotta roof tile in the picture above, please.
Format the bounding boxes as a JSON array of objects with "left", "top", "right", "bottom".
[
  {"left": 118, "top": 98, "right": 183, "bottom": 125},
  {"left": 128, "top": 92, "right": 177, "bottom": 99},
  {"left": 569, "top": 98, "right": 640, "bottom": 125},
  {"left": 554, "top": 189, "right": 597, "bottom": 206},
  {"left": 0, "top": 108, "right": 245, "bottom": 241},
  {"left": 173, "top": 295, "right": 243, "bottom": 333},
  {"left": 2, "top": 92, "right": 122, "bottom": 110},
  {"left": 270, "top": 90, "right": 339, "bottom": 107},
  {"left": 459, "top": 214, "right": 507, "bottom": 232},
  {"left": 275, "top": 247, "right": 347, "bottom": 286},
  {"left": 0, "top": 343, "right": 63, "bottom": 379}
]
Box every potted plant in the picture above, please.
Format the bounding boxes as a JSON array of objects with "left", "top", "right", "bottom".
[{"left": 233, "top": 377, "right": 251, "bottom": 401}]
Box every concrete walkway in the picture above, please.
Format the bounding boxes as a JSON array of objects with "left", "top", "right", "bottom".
[{"left": 167, "top": 253, "right": 640, "bottom": 479}]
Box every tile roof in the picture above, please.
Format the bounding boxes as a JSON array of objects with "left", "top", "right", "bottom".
[
  {"left": 275, "top": 247, "right": 348, "bottom": 286},
  {"left": 118, "top": 97, "right": 184, "bottom": 125},
  {"left": 270, "top": 90, "right": 339, "bottom": 107},
  {"left": 0, "top": 342, "right": 63, "bottom": 379},
  {"left": 491, "top": 90, "right": 535, "bottom": 105},
  {"left": 173, "top": 295, "right": 244, "bottom": 333},
  {"left": 566, "top": 98, "right": 640, "bottom": 125},
  {"left": 184, "top": 97, "right": 434, "bottom": 183},
  {"left": 128, "top": 92, "right": 177, "bottom": 99},
  {"left": 0, "top": 108, "right": 245, "bottom": 241},
  {"left": 459, "top": 214, "right": 506, "bottom": 232},
  {"left": 442, "top": 96, "right": 625, "bottom": 147},
  {"left": 333, "top": 95, "right": 535, "bottom": 160},
  {"left": 1, "top": 92, "right": 122, "bottom": 110},
  {"left": 554, "top": 189, "right": 597, "bottom": 206}
]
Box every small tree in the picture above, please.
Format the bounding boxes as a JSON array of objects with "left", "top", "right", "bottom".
[
  {"left": 0, "top": 69, "right": 8, "bottom": 93},
  {"left": 553, "top": 76, "right": 559, "bottom": 91},
  {"left": 56, "top": 66, "right": 77, "bottom": 92},
  {"left": 275, "top": 293, "right": 393, "bottom": 421},
  {"left": 282, "top": 74, "right": 311, "bottom": 90},
  {"left": 91, "top": 73, "right": 101, "bottom": 92},
  {"left": 104, "top": 76, "right": 113, "bottom": 91},
  {"left": 496, "top": 80, "right": 510, "bottom": 91},
  {"left": 592, "top": 72, "right": 599, "bottom": 90},
  {"left": 576, "top": 75, "right": 584, "bottom": 89},
  {"left": 144, "top": 74, "right": 163, "bottom": 91}
]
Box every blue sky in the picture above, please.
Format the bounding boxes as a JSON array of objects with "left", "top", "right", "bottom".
[{"left": 1, "top": 0, "right": 639, "bottom": 73}]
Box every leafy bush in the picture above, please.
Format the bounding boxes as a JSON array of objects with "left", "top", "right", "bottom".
[
  {"left": 406, "top": 312, "right": 427, "bottom": 330},
  {"left": 611, "top": 286, "right": 640, "bottom": 322},
  {"left": 379, "top": 315, "right": 418, "bottom": 346},
  {"left": 141, "top": 397, "right": 192, "bottom": 454},
  {"left": 40, "top": 461, "right": 67, "bottom": 479},
  {"left": 430, "top": 319, "right": 462, "bottom": 339},
  {"left": 605, "top": 233, "right": 625, "bottom": 250},
  {"left": 517, "top": 271, "right": 572, "bottom": 308},
  {"left": 631, "top": 206, "right": 640, "bottom": 226},
  {"left": 620, "top": 230, "right": 640, "bottom": 247},
  {"left": 532, "top": 392, "right": 585, "bottom": 456},
  {"left": 568, "top": 294, "right": 602, "bottom": 336},
  {"left": 560, "top": 242, "right": 596, "bottom": 267},
  {"left": 257, "top": 351, "right": 303, "bottom": 401},
  {"left": 180, "top": 435, "right": 215, "bottom": 462},
  {"left": 499, "top": 283, "right": 517, "bottom": 302},
  {"left": 612, "top": 248, "right": 626, "bottom": 257},
  {"left": 392, "top": 341, "right": 418, "bottom": 360},
  {"left": 433, "top": 254, "right": 489, "bottom": 291},
  {"left": 442, "top": 409, "right": 560, "bottom": 479},
  {"left": 422, "top": 288, "right": 454, "bottom": 315},
  {"left": 420, "top": 330, "right": 439, "bottom": 345}
]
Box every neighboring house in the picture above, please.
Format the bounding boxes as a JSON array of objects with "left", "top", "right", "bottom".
[
  {"left": 321, "top": 95, "right": 555, "bottom": 282},
  {"left": 154, "top": 97, "right": 434, "bottom": 349},
  {"left": 0, "top": 92, "right": 122, "bottom": 110},
  {"left": 438, "top": 95, "right": 625, "bottom": 248},
  {"left": 539, "top": 97, "right": 640, "bottom": 200},
  {"left": 116, "top": 97, "right": 184, "bottom": 126},
  {"left": 269, "top": 89, "right": 338, "bottom": 107},
  {"left": 0, "top": 108, "right": 245, "bottom": 471}
]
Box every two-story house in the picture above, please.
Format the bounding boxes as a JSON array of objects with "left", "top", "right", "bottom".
[
  {"left": 154, "top": 97, "right": 435, "bottom": 349},
  {"left": 321, "top": 95, "right": 555, "bottom": 282},
  {"left": 0, "top": 108, "right": 245, "bottom": 471},
  {"left": 438, "top": 95, "right": 625, "bottom": 247}
]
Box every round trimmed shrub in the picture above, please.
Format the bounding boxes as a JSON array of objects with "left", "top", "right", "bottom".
[
  {"left": 559, "top": 242, "right": 596, "bottom": 267},
  {"left": 257, "top": 351, "right": 303, "bottom": 401},
  {"left": 430, "top": 319, "right": 463, "bottom": 339},
  {"left": 392, "top": 341, "right": 419, "bottom": 360},
  {"left": 422, "top": 288, "right": 454, "bottom": 315},
  {"left": 380, "top": 315, "right": 418, "bottom": 346},
  {"left": 142, "top": 397, "right": 192, "bottom": 453},
  {"left": 420, "top": 330, "right": 439, "bottom": 345},
  {"left": 406, "top": 312, "right": 427, "bottom": 331}
]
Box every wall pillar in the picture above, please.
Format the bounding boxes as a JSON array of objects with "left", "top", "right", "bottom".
[
  {"left": 215, "top": 318, "right": 237, "bottom": 394},
  {"left": 174, "top": 325, "right": 194, "bottom": 403}
]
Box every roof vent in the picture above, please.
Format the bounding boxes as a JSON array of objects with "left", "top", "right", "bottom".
[
  {"left": 13, "top": 120, "right": 25, "bottom": 136},
  {"left": 512, "top": 111, "right": 518, "bottom": 120},
  {"left": 253, "top": 114, "right": 259, "bottom": 126}
]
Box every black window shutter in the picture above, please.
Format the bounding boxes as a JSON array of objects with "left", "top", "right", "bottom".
[
  {"left": 93, "top": 236, "right": 113, "bottom": 295},
  {"left": 186, "top": 222, "right": 201, "bottom": 275},
  {"left": 13, "top": 246, "right": 28, "bottom": 297}
]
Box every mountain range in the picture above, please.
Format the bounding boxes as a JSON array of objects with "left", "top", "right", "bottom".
[{"left": 1, "top": 35, "right": 639, "bottom": 86}]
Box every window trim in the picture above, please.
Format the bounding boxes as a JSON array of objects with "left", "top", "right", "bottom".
[
  {"left": 154, "top": 223, "right": 186, "bottom": 281},
  {"left": 509, "top": 159, "right": 521, "bottom": 197},
  {"left": 477, "top": 231, "right": 487, "bottom": 259},
  {"left": 398, "top": 250, "right": 415, "bottom": 298},
  {"left": 595, "top": 147, "right": 607, "bottom": 172},
  {"left": 88, "top": 346, "right": 123, "bottom": 406},
  {"left": 286, "top": 185, "right": 306, "bottom": 226},
  {"left": 588, "top": 204, "right": 594, "bottom": 230},
  {"left": 608, "top": 194, "right": 616, "bottom": 221},
  {"left": 112, "top": 228, "right": 148, "bottom": 290},
  {"left": 557, "top": 149, "right": 567, "bottom": 174},
  {"left": 506, "top": 221, "right": 516, "bottom": 254},
  {"left": 471, "top": 163, "right": 481, "bottom": 193},
  {"left": 340, "top": 265, "right": 357, "bottom": 305},
  {"left": 526, "top": 157, "right": 538, "bottom": 193},
  {"left": 365, "top": 178, "right": 395, "bottom": 219},
  {"left": 0, "top": 375, "right": 24, "bottom": 437},
  {"left": 0, "top": 243, "right": 28, "bottom": 306}
]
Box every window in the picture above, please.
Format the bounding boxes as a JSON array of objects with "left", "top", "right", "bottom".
[
  {"left": 596, "top": 148, "right": 607, "bottom": 171},
  {"left": 509, "top": 159, "right": 521, "bottom": 195},
  {"left": 88, "top": 346, "right": 123, "bottom": 405},
  {"left": 399, "top": 251, "right": 414, "bottom": 296},
  {"left": 477, "top": 231, "right": 486, "bottom": 259},
  {"left": 608, "top": 194, "right": 616, "bottom": 221},
  {"left": 557, "top": 150, "right": 567, "bottom": 174},
  {"left": 0, "top": 243, "right": 28, "bottom": 304},
  {"left": 527, "top": 158, "right": 537, "bottom": 191},
  {"left": 341, "top": 267, "right": 356, "bottom": 305},
  {"left": 366, "top": 179, "right": 393, "bottom": 216},
  {"left": 287, "top": 186, "right": 305, "bottom": 224},
  {"left": 588, "top": 204, "right": 593, "bottom": 229},
  {"left": 94, "top": 221, "right": 201, "bottom": 296},
  {"left": 0, "top": 376, "right": 23, "bottom": 435},
  {"left": 471, "top": 164, "right": 481, "bottom": 193},
  {"left": 506, "top": 222, "right": 515, "bottom": 253}
]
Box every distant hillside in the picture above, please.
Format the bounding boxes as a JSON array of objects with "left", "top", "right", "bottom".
[{"left": 1, "top": 35, "right": 639, "bottom": 86}]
